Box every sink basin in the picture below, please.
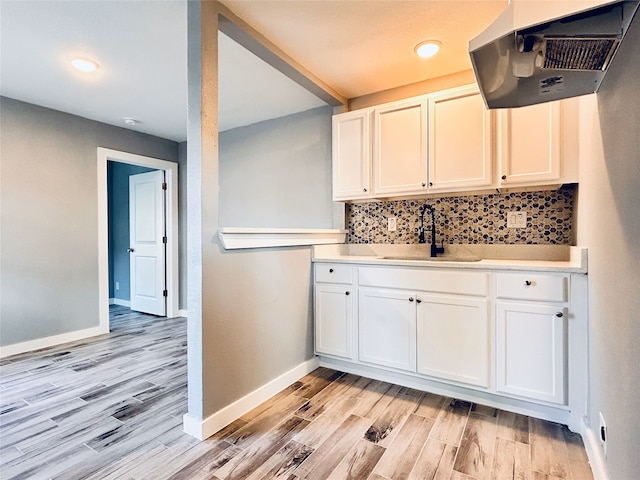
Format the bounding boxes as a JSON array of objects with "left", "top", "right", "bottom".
[{"left": 381, "top": 255, "right": 481, "bottom": 262}]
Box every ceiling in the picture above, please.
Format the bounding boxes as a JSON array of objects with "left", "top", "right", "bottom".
[{"left": 0, "top": 0, "right": 507, "bottom": 143}]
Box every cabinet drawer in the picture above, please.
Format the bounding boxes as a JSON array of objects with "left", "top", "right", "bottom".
[
  {"left": 315, "top": 264, "right": 353, "bottom": 284},
  {"left": 496, "top": 273, "right": 567, "bottom": 302},
  {"left": 359, "top": 267, "right": 488, "bottom": 296}
]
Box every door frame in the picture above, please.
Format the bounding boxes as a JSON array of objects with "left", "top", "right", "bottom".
[{"left": 97, "top": 147, "right": 179, "bottom": 331}]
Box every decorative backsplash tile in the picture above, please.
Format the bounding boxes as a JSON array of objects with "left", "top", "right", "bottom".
[{"left": 346, "top": 186, "right": 575, "bottom": 245}]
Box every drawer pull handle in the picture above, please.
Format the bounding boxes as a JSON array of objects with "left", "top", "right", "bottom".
[
  {"left": 556, "top": 312, "right": 563, "bottom": 318},
  {"left": 525, "top": 280, "right": 532, "bottom": 286},
  {"left": 345, "top": 291, "right": 350, "bottom": 296},
  {"left": 409, "top": 297, "right": 414, "bottom": 302},
  {"left": 329, "top": 268, "right": 334, "bottom": 273}
]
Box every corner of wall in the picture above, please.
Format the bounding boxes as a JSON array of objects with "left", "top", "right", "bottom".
[{"left": 182, "top": 357, "right": 320, "bottom": 441}]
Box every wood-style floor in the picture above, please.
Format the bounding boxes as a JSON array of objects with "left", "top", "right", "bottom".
[{"left": 0, "top": 305, "right": 593, "bottom": 480}]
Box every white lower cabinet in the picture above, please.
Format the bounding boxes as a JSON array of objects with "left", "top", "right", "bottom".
[
  {"left": 314, "top": 263, "right": 578, "bottom": 414},
  {"left": 314, "top": 284, "right": 354, "bottom": 359},
  {"left": 495, "top": 301, "right": 566, "bottom": 404},
  {"left": 358, "top": 288, "right": 417, "bottom": 372},
  {"left": 494, "top": 271, "right": 568, "bottom": 405},
  {"left": 417, "top": 294, "right": 490, "bottom": 388},
  {"left": 314, "top": 264, "right": 355, "bottom": 360}
]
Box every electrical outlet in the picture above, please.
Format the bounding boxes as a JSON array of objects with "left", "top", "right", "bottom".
[
  {"left": 507, "top": 211, "right": 527, "bottom": 228},
  {"left": 115, "top": 282, "right": 120, "bottom": 290},
  {"left": 387, "top": 216, "right": 397, "bottom": 232},
  {"left": 599, "top": 411, "right": 608, "bottom": 457}
]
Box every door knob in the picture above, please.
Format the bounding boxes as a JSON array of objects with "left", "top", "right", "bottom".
[{"left": 127, "top": 247, "right": 135, "bottom": 253}]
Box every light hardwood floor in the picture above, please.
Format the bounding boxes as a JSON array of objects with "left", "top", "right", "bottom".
[{"left": 0, "top": 305, "right": 593, "bottom": 480}]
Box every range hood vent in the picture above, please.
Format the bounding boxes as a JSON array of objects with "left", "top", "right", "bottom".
[
  {"left": 469, "top": 0, "right": 639, "bottom": 109},
  {"left": 543, "top": 37, "right": 618, "bottom": 70}
]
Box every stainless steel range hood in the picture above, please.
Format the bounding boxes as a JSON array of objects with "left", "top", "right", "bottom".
[{"left": 469, "top": 0, "right": 639, "bottom": 109}]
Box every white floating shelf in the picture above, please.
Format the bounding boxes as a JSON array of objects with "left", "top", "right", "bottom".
[{"left": 218, "top": 227, "right": 347, "bottom": 250}]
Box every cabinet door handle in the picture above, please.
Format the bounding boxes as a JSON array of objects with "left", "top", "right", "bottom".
[
  {"left": 416, "top": 298, "right": 422, "bottom": 304},
  {"left": 429, "top": 182, "right": 433, "bottom": 187},
  {"left": 501, "top": 175, "right": 507, "bottom": 180},
  {"left": 409, "top": 297, "right": 414, "bottom": 302},
  {"left": 556, "top": 312, "right": 563, "bottom": 318},
  {"left": 329, "top": 268, "right": 334, "bottom": 273},
  {"left": 345, "top": 291, "right": 350, "bottom": 296},
  {"left": 421, "top": 182, "right": 426, "bottom": 187},
  {"left": 525, "top": 280, "right": 532, "bottom": 286},
  {"left": 363, "top": 187, "right": 367, "bottom": 192}
]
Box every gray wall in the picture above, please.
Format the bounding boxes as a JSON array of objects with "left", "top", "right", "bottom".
[
  {"left": 0, "top": 97, "right": 179, "bottom": 346},
  {"left": 186, "top": 2, "right": 332, "bottom": 420},
  {"left": 107, "top": 162, "right": 156, "bottom": 301},
  {"left": 576, "top": 15, "right": 640, "bottom": 480},
  {"left": 219, "top": 106, "right": 333, "bottom": 228}
]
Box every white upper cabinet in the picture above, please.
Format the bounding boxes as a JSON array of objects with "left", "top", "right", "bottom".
[
  {"left": 331, "top": 85, "right": 581, "bottom": 201},
  {"left": 497, "top": 97, "right": 580, "bottom": 188},
  {"left": 428, "top": 85, "right": 493, "bottom": 192},
  {"left": 498, "top": 102, "right": 561, "bottom": 185},
  {"left": 332, "top": 109, "right": 372, "bottom": 201},
  {"left": 373, "top": 97, "right": 428, "bottom": 196}
]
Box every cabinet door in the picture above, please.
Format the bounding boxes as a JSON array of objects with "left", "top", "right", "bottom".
[
  {"left": 373, "top": 98, "right": 428, "bottom": 196},
  {"left": 359, "top": 288, "right": 416, "bottom": 371},
  {"left": 498, "top": 101, "right": 561, "bottom": 185},
  {"left": 332, "top": 109, "right": 371, "bottom": 200},
  {"left": 496, "top": 302, "right": 566, "bottom": 404},
  {"left": 315, "top": 285, "right": 354, "bottom": 359},
  {"left": 417, "top": 294, "right": 490, "bottom": 387},
  {"left": 428, "top": 86, "right": 493, "bottom": 192}
]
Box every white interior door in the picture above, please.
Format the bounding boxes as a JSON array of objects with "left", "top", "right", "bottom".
[{"left": 129, "top": 170, "right": 166, "bottom": 316}]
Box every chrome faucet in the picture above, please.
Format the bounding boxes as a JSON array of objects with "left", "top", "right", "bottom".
[{"left": 419, "top": 204, "right": 445, "bottom": 257}]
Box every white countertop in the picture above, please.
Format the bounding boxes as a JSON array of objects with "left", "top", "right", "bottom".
[{"left": 312, "top": 244, "right": 588, "bottom": 274}]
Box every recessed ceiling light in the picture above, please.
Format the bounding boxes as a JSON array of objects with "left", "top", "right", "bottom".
[
  {"left": 71, "top": 57, "right": 99, "bottom": 73},
  {"left": 415, "top": 41, "right": 441, "bottom": 59},
  {"left": 123, "top": 117, "right": 140, "bottom": 126}
]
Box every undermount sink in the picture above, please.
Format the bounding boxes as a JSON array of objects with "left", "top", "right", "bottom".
[{"left": 381, "top": 255, "right": 482, "bottom": 262}]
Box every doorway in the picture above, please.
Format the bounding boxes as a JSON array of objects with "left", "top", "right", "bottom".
[
  {"left": 97, "top": 148, "right": 179, "bottom": 332},
  {"left": 108, "top": 164, "right": 167, "bottom": 315}
]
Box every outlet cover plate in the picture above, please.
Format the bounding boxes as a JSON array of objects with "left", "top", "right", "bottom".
[
  {"left": 507, "top": 211, "right": 527, "bottom": 228},
  {"left": 387, "top": 216, "right": 397, "bottom": 232}
]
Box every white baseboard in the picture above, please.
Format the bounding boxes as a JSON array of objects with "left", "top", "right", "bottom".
[
  {"left": 183, "top": 357, "right": 321, "bottom": 440},
  {"left": 177, "top": 309, "right": 188, "bottom": 318},
  {"left": 582, "top": 423, "right": 608, "bottom": 480},
  {"left": 110, "top": 298, "right": 131, "bottom": 307},
  {"left": 0, "top": 325, "right": 110, "bottom": 359}
]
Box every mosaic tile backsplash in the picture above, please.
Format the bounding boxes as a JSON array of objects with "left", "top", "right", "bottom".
[{"left": 346, "top": 186, "right": 575, "bottom": 245}]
